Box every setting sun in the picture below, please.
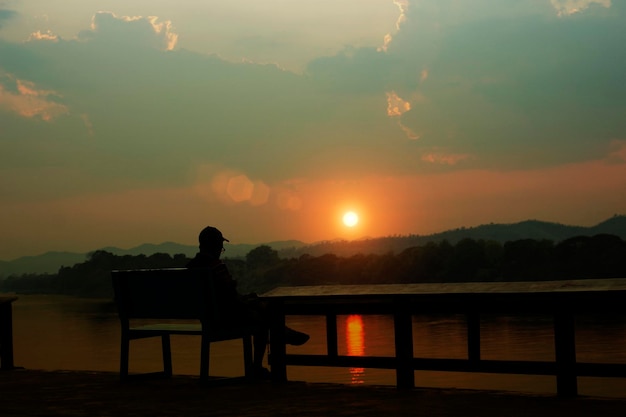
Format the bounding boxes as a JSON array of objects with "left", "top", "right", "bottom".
[{"left": 343, "top": 211, "right": 359, "bottom": 227}]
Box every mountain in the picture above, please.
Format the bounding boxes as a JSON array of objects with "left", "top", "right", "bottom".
[
  {"left": 0, "top": 240, "right": 307, "bottom": 277},
  {"left": 278, "top": 215, "right": 626, "bottom": 258},
  {"left": 590, "top": 215, "right": 626, "bottom": 236},
  {"left": 0, "top": 251, "right": 90, "bottom": 277},
  {"left": 99, "top": 239, "right": 308, "bottom": 260},
  {"left": 99, "top": 242, "right": 198, "bottom": 258},
  {"left": 1, "top": 215, "right": 624, "bottom": 277}
]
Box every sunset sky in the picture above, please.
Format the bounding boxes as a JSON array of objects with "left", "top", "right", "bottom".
[{"left": 1, "top": 0, "right": 625, "bottom": 260}]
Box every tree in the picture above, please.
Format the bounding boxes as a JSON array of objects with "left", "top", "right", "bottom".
[{"left": 246, "top": 245, "right": 280, "bottom": 270}]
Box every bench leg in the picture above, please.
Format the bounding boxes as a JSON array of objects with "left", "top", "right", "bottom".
[
  {"left": 120, "top": 334, "right": 130, "bottom": 381},
  {"left": 161, "top": 335, "right": 173, "bottom": 377},
  {"left": 200, "top": 336, "right": 210, "bottom": 381}
]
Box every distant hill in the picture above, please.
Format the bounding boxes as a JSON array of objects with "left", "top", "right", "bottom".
[
  {"left": 1, "top": 215, "right": 624, "bottom": 277},
  {"left": 98, "top": 242, "right": 197, "bottom": 258},
  {"left": 0, "top": 240, "right": 307, "bottom": 277},
  {"left": 278, "top": 215, "right": 626, "bottom": 258},
  {"left": 98, "top": 240, "right": 307, "bottom": 260},
  {"left": 0, "top": 251, "right": 90, "bottom": 277}
]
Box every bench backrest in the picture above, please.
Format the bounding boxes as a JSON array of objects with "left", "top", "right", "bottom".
[{"left": 111, "top": 268, "right": 214, "bottom": 322}]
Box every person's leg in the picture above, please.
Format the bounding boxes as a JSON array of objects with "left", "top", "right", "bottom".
[{"left": 252, "top": 328, "right": 270, "bottom": 380}]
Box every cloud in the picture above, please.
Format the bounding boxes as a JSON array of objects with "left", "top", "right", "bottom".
[
  {"left": 2, "top": 1, "right": 626, "bottom": 261},
  {"left": 420, "top": 69, "right": 428, "bottom": 83},
  {"left": 399, "top": 121, "right": 420, "bottom": 140},
  {"left": 1, "top": 4, "right": 625, "bottom": 210},
  {"left": 386, "top": 91, "right": 411, "bottom": 116},
  {"left": 393, "top": 0, "right": 409, "bottom": 29},
  {"left": 28, "top": 30, "right": 59, "bottom": 41},
  {"left": 385, "top": 90, "right": 421, "bottom": 140},
  {"left": 79, "top": 11, "right": 178, "bottom": 51},
  {"left": 550, "top": 0, "right": 611, "bottom": 16},
  {"left": 0, "top": 73, "right": 68, "bottom": 121},
  {"left": 379, "top": 0, "right": 409, "bottom": 52},
  {"left": 80, "top": 114, "right": 94, "bottom": 137},
  {"left": 421, "top": 151, "right": 472, "bottom": 165},
  {"left": 306, "top": 46, "right": 391, "bottom": 93},
  {"left": 305, "top": 1, "right": 622, "bottom": 152},
  {"left": 376, "top": 0, "right": 626, "bottom": 168},
  {"left": 11, "top": 7, "right": 625, "bottom": 169}
]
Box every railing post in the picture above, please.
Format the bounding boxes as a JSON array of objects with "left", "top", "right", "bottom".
[
  {"left": 268, "top": 299, "right": 287, "bottom": 383},
  {"left": 0, "top": 299, "right": 16, "bottom": 370},
  {"left": 554, "top": 312, "right": 577, "bottom": 397},
  {"left": 467, "top": 312, "right": 481, "bottom": 363},
  {"left": 393, "top": 298, "right": 414, "bottom": 389},
  {"left": 326, "top": 313, "right": 338, "bottom": 358}
]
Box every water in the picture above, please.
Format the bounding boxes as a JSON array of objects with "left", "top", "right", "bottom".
[{"left": 6, "top": 294, "right": 626, "bottom": 398}]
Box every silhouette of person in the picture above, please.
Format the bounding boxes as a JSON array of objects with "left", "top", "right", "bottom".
[{"left": 187, "top": 226, "right": 309, "bottom": 379}]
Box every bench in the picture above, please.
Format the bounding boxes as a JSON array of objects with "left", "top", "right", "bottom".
[{"left": 111, "top": 268, "right": 253, "bottom": 381}]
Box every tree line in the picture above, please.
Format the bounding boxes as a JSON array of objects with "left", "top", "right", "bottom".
[{"left": 1, "top": 234, "right": 624, "bottom": 298}]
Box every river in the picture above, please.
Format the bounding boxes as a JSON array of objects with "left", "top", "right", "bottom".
[{"left": 5, "top": 294, "right": 626, "bottom": 398}]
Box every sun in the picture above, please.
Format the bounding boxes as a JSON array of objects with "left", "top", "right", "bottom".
[{"left": 342, "top": 211, "right": 359, "bottom": 227}]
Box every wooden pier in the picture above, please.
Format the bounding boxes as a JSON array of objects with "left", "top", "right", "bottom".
[{"left": 262, "top": 278, "right": 626, "bottom": 397}]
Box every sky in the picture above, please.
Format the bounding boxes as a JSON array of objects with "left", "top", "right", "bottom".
[{"left": 0, "top": 0, "right": 625, "bottom": 260}]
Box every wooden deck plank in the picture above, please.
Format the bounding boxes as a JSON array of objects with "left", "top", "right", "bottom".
[{"left": 262, "top": 278, "right": 626, "bottom": 298}]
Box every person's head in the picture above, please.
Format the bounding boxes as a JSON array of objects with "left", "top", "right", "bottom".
[{"left": 198, "top": 226, "right": 229, "bottom": 257}]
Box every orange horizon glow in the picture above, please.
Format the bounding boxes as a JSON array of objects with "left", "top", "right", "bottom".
[{"left": 2, "top": 151, "right": 625, "bottom": 259}]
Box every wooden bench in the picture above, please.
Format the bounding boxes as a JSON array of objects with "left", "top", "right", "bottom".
[{"left": 111, "top": 268, "right": 253, "bottom": 381}]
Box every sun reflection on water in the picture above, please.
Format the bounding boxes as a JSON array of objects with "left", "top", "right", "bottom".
[{"left": 346, "top": 314, "right": 365, "bottom": 384}]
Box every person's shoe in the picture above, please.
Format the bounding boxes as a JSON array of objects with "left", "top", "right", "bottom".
[
  {"left": 252, "top": 366, "right": 271, "bottom": 381},
  {"left": 284, "top": 326, "right": 310, "bottom": 346}
]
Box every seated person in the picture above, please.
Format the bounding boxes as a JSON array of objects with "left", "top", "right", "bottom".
[{"left": 187, "top": 225, "right": 309, "bottom": 379}]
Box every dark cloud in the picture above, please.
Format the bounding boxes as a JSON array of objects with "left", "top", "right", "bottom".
[
  {"left": 302, "top": 1, "right": 626, "bottom": 172},
  {"left": 2, "top": 5, "right": 626, "bottom": 201},
  {"left": 1, "top": 20, "right": 364, "bottom": 186},
  {"left": 389, "top": 3, "right": 626, "bottom": 168},
  {"left": 306, "top": 47, "right": 397, "bottom": 94}
]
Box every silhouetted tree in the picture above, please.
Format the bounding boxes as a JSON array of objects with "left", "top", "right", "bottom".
[
  {"left": 3, "top": 235, "right": 625, "bottom": 298},
  {"left": 554, "top": 234, "right": 626, "bottom": 279},
  {"left": 246, "top": 245, "right": 280, "bottom": 270},
  {"left": 501, "top": 239, "right": 554, "bottom": 281}
]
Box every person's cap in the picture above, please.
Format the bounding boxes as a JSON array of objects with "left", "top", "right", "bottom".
[{"left": 198, "top": 226, "right": 229, "bottom": 246}]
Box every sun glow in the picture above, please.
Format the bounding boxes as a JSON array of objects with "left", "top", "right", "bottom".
[{"left": 343, "top": 211, "right": 359, "bottom": 227}]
